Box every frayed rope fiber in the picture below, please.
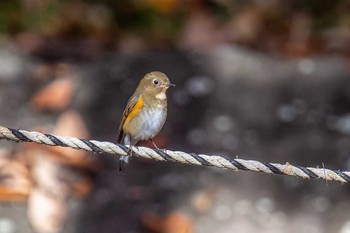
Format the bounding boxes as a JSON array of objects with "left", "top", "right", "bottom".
[{"left": 0, "top": 126, "right": 349, "bottom": 183}]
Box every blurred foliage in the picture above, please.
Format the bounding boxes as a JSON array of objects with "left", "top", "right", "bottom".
[
  {"left": 111, "top": 1, "right": 187, "bottom": 42},
  {"left": 292, "top": 0, "right": 342, "bottom": 30},
  {"left": 0, "top": 0, "right": 349, "bottom": 54}
]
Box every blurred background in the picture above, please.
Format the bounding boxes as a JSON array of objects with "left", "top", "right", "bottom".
[{"left": 0, "top": 0, "right": 350, "bottom": 233}]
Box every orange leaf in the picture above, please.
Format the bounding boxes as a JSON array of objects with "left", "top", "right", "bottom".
[{"left": 30, "top": 78, "right": 74, "bottom": 111}]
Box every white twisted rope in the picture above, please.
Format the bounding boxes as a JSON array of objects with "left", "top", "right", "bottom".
[{"left": 0, "top": 126, "right": 349, "bottom": 183}]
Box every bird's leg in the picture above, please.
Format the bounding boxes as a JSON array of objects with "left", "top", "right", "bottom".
[
  {"left": 150, "top": 138, "right": 160, "bottom": 150},
  {"left": 150, "top": 138, "right": 166, "bottom": 157},
  {"left": 150, "top": 139, "right": 166, "bottom": 154}
]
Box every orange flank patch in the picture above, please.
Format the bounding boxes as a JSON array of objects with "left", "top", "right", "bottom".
[{"left": 124, "top": 96, "right": 143, "bottom": 128}]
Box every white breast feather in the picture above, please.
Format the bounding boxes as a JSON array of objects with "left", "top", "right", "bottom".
[
  {"left": 136, "top": 108, "right": 166, "bottom": 140},
  {"left": 156, "top": 92, "right": 166, "bottom": 100}
]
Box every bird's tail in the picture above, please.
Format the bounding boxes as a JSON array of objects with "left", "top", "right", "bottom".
[
  {"left": 118, "top": 134, "right": 132, "bottom": 172},
  {"left": 119, "top": 155, "right": 130, "bottom": 172}
]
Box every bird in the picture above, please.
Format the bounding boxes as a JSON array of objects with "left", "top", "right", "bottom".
[{"left": 117, "top": 71, "right": 175, "bottom": 171}]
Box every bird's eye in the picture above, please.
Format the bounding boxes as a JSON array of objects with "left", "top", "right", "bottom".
[{"left": 153, "top": 79, "right": 159, "bottom": 85}]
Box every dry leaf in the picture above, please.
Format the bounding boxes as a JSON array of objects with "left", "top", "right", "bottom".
[
  {"left": 142, "top": 212, "right": 193, "bottom": 233},
  {"left": 28, "top": 189, "right": 67, "bottom": 233},
  {"left": 30, "top": 78, "right": 74, "bottom": 111},
  {"left": 0, "top": 153, "right": 31, "bottom": 202},
  {"left": 52, "top": 110, "right": 90, "bottom": 160},
  {"left": 28, "top": 150, "right": 97, "bottom": 233},
  {"left": 191, "top": 189, "right": 216, "bottom": 214}
]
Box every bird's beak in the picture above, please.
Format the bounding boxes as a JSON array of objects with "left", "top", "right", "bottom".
[{"left": 162, "top": 83, "right": 175, "bottom": 88}]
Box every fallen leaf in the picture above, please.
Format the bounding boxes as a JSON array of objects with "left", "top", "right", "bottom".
[
  {"left": 52, "top": 110, "right": 90, "bottom": 160},
  {"left": 28, "top": 189, "right": 67, "bottom": 233},
  {"left": 191, "top": 189, "right": 216, "bottom": 214},
  {"left": 0, "top": 153, "right": 31, "bottom": 202},
  {"left": 30, "top": 78, "right": 74, "bottom": 111},
  {"left": 142, "top": 211, "right": 193, "bottom": 233}
]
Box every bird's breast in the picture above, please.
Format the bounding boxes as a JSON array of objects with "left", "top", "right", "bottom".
[{"left": 130, "top": 106, "right": 167, "bottom": 141}]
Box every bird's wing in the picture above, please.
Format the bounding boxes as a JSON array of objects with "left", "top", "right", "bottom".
[{"left": 117, "top": 94, "right": 142, "bottom": 143}]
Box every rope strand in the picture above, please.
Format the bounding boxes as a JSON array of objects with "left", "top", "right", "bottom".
[{"left": 0, "top": 126, "right": 349, "bottom": 183}]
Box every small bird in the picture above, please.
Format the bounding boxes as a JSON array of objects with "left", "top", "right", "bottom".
[{"left": 117, "top": 71, "right": 175, "bottom": 171}]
